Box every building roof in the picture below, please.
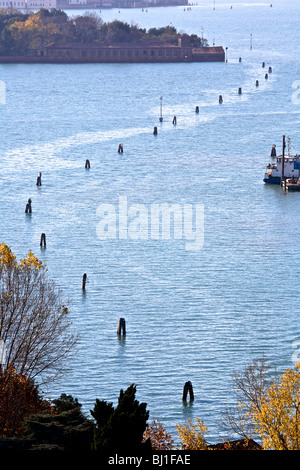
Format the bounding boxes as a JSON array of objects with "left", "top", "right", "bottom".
[{"left": 45, "top": 39, "right": 187, "bottom": 49}]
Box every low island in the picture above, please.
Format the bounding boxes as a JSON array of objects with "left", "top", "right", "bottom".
[{"left": 0, "top": 8, "right": 225, "bottom": 63}]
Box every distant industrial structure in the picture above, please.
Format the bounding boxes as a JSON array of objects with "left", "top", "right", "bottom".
[{"left": 0, "top": 0, "right": 188, "bottom": 9}]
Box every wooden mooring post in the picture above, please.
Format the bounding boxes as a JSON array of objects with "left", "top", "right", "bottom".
[
  {"left": 36, "top": 172, "right": 42, "bottom": 186},
  {"left": 182, "top": 381, "right": 194, "bottom": 402},
  {"left": 25, "top": 199, "right": 32, "bottom": 214},
  {"left": 117, "top": 317, "right": 126, "bottom": 336},
  {"left": 40, "top": 233, "right": 46, "bottom": 248},
  {"left": 271, "top": 144, "right": 276, "bottom": 157},
  {"left": 82, "top": 273, "right": 87, "bottom": 290}
]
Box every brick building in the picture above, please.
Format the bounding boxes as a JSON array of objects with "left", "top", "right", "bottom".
[{"left": 39, "top": 36, "right": 225, "bottom": 63}]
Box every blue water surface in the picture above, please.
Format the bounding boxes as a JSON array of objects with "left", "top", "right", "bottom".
[{"left": 1, "top": 0, "right": 300, "bottom": 444}]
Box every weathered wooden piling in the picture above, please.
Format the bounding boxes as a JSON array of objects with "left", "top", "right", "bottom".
[
  {"left": 182, "top": 381, "right": 194, "bottom": 401},
  {"left": 40, "top": 233, "right": 46, "bottom": 248},
  {"left": 117, "top": 317, "right": 126, "bottom": 336},
  {"left": 85, "top": 159, "right": 90, "bottom": 169},
  {"left": 238, "top": 87, "right": 242, "bottom": 95},
  {"left": 118, "top": 144, "right": 123, "bottom": 153},
  {"left": 256, "top": 80, "right": 259, "bottom": 87},
  {"left": 82, "top": 273, "right": 87, "bottom": 290},
  {"left": 36, "top": 172, "right": 42, "bottom": 186},
  {"left": 271, "top": 144, "right": 276, "bottom": 157},
  {"left": 219, "top": 95, "right": 223, "bottom": 104},
  {"left": 25, "top": 199, "right": 32, "bottom": 214},
  {"left": 153, "top": 126, "right": 158, "bottom": 135},
  {"left": 195, "top": 106, "right": 199, "bottom": 113},
  {"left": 172, "top": 116, "right": 177, "bottom": 125},
  {"left": 262, "top": 62, "right": 265, "bottom": 68}
]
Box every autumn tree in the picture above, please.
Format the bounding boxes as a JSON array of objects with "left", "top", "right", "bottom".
[
  {"left": 223, "top": 357, "right": 300, "bottom": 450},
  {"left": 0, "top": 366, "right": 53, "bottom": 438},
  {"left": 0, "top": 244, "right": 77, "bottom": 384},
  {"left": 176, "top": 417, "right": 209, "bottom": 450},
  {"left": 143, "top": 419, "right": 175, "bottom": 450},
  {"left": 8, "top": 14, "right": 58, "bottom": 50},
  {"left": 0, "top": 9, "right": 30, "bottom": 54},
  {"left": 91, "top": 384, "right": 150, "bottom": 452}
]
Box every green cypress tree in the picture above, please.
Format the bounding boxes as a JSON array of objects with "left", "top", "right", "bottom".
[{"left": 91, "top": 384, "right": 150, "bottom": 452}]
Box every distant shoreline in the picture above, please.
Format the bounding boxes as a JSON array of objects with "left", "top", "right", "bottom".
[
  {"left": 0, "top": 1, "right": 188, "bottom": 11},
  {"left": 59, "top": 2, "right": 188, "bottom": 9}
]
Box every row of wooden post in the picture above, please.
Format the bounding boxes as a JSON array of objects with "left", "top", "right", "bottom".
[
  {"left": 154, "top": 58, "right": 273, "bottom": 133},
  {"left": 26, "top": 174, "right": 46, "bottom": 248},
  {"left": 25, "top": 173, "right": 42, "bottom": 213},
  {"left": 153, "top": 115, "right": 177, "bottom": 135},
  {"left": 26, "top": 55, "right": 269, "bottom": 408},
  {"left": 197, "top": 61, "right": 272, "bottom": 107},
  {"left": 29, "top": 160, "right": 195, "bottom": 403},
  {"left": 25, "top": 116, "right": 195, "bottom": 403},
  {"left": 26, "top": 158, "right": 92, "bottom": 247}
]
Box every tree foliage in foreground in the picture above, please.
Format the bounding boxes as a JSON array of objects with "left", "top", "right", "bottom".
[
  {"left": 5, "top": 360, "right": 300, "bottom": 451},
  {"left": 0, "top": 366, "right": 53, "bottom": 438},
  {"left": 91, "top": 383, "right": 150, "bottom": 451},
  {"left": 143, "top": 418, "right": 175, "bottom": 450},
  {"left": 0, "top": 243, "right": 77, "bottom": 383},
  {"left": 22, "top": 396, "right": 94, "bottom": 450},
  {"left": 223, "top": 358, "right": 300, "bottom": 450},
  {"left": 176, "top": 417, "right": 209, "bottom": 450}
]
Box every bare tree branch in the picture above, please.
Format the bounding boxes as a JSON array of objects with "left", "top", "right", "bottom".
[{"left": 0, "top": 244, "right": 78, "bottom": 384}]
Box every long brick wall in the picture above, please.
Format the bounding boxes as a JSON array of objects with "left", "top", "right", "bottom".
[{"left": 0, "top": 45, "right": 225, "bottom": 63}]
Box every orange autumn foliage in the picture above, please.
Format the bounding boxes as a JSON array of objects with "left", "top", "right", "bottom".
[
  {"left": 143, "top": 419, "right": 175, "bottom": 450},
  {"left": 0, "top": 366, "right": 53, "bottom": 437}
]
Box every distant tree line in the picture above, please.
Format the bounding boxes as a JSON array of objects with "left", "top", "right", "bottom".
[{"left": 0, "top": 8, "right": 207, "bottom": 55}]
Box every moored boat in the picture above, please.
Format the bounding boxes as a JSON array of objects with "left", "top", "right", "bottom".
[{"left": 263, "top": 137, "right": 300, "bottom": 184}]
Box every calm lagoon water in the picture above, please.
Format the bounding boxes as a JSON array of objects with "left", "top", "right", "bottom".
[{"left": 1, "top": 0, "right": 300, "bottom": 443}]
